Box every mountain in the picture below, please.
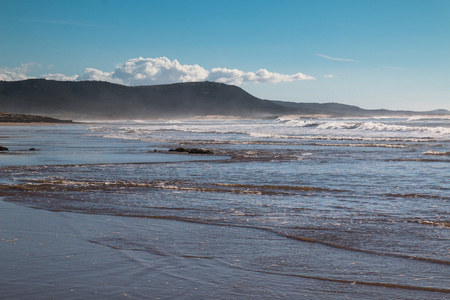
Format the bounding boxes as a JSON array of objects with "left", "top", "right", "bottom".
[
  {"left": 272, "top": 101, "right": 450, "bottom": 117},
  {"left": 0, "top": 79, "right": 289, "bottom": 119},
  {"left": 0, "top": 79, "right": 448, "bottom": 119}
]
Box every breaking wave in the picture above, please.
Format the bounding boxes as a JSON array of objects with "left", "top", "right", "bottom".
[
  {"left": 422, "top": 150, "right": 450, "bottom": 156},
  {"left": 278, "top": 119, "right": 450, "bottom": 135},
  {"left": 87, "top": 117, "right": 450, "bottom": 146}
]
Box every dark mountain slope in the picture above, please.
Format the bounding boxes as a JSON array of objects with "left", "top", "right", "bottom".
[
  {"left": 0, "top": 79, "right": 289, "bottom": 119},
  {"left": 273, "top": 101, "right": 449, "bottom": 117},
  {"left": 0, "top": 79, "right": 448, "bottom": 119},
  {"left": 0, "top": 111, "right": 72, "bottom": 123}
]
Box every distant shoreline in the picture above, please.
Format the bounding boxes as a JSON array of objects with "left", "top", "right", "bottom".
[
  {"left": 0, "top": 112, "right": 73, "bottom": 124},
  {"left": 0, "top": 122, "right": 74, "bottom": 126},
  {"left": 1, "top": 111, "right": 449, "bottom": 126}
]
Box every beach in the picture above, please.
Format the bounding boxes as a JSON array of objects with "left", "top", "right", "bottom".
[
  {"left": 2, "top": 199, "right": 391, "bottom": 299},
  {"left": 1, "top": 119, "right": 449, "bottom": 299},
  {"left": 3, "top": 198, "right": 448, "bottom": 300},
  {"left": 4, "top": 199, "right": 306, "bottom": 299}
]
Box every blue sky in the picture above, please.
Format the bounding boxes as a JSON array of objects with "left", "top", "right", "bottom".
[{"left": 1, "top": 0, "right": 449, "bottom": 110}]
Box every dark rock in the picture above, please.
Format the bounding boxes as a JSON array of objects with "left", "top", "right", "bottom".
[
  {"left": 29, "top": 148, "right": 36, "bottom": 151},
  {"left": 0, "top": 146, "right": 9, "bottom": 151},
  {"left": 169, "top": 147, "right": 213, "bottom": 155},
  {"left": 187, "top": 148, "right": 213, "bottom": 154}
]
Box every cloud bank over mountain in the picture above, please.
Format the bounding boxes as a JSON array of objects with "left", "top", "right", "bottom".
[
  {"left": 0, "top": 63, "right": 41, "bottom": 81},
  {"left": 42, "top": 73, "right": 79, "bottom": 81},
  {"left": 82, "top": 57, "right": 315, "bottom": 85},
  {"left": 1, "top": 57, "right": 315, "bottom": 86},
  {"left": 208, "top": 67, "right": 314, "bottom": 85}
]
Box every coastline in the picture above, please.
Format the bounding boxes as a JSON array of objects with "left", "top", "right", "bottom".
[
  {"left": 1, "top": 113, "right": 448, "bottom": 126},
  {"left": 1, "top": 118, "right": 449, "bottom": 299},
  {"left": 0, "top": 112, "right": 74, "bottom": 125},
  {"left": 0, "top": 122, "right": 74, "bottom": 126}
]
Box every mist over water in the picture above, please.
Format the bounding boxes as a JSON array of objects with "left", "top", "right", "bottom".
[{"left": 1, "top": 116, "right": 449, "bottom": 298}]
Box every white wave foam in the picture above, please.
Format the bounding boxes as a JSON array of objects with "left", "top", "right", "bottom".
[
  {"left": 407, "top": 116, "right": 450, "bottom": 121},
  {"left": 279, "top": 119, "right": 450, "bottom": 135},
  {"left": 314, "top": 143, "right": 409, "bottom": 148},
  {"left": 285, "top": 120, "right": 320, "bottom": 127},
  {"left": 248, "top": 132, "right": 290, "bottom": 139},
  {"left": 422, "top": 150, "right": 450, "bottom": 156},
  {"left": 316, "top": 121, "right": 360, "bottom": 130},
  {"left": 87, "top": 118, "right": 449, "bottom": 145},
  {"left": 89, "top": 126, "right": 116, "bottom": 133}
]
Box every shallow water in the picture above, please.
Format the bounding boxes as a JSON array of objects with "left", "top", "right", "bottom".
[{"left": 1, "top": 117, "right": 449, "bottom": 298}]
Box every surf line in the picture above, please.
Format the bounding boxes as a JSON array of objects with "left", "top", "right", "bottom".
[
  {"left": 249, "top": 269, "right": 450, "bottom": 294},
  {"left": 6, "top": 201, "right": 448, "bottom": 267},
  {"left": 279, "top": 231, "right": 450, "bottom": 266},
  {"left": 99, "top": 212, "right": 450, "bottom": 266}
]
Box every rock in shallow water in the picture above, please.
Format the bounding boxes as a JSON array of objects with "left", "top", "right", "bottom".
[{"left": 169, "top": 147, "right": 213, "bottom": 154}]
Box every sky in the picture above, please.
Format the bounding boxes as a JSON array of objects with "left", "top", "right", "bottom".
[{"left": 1, "top": 0, "right": 449, "bottom": 111}]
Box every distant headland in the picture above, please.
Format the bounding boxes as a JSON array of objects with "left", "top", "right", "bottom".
[
  {"left": 0, "top": 111, "right": 73, "bottom": 123},
  {"left": 0, "top": 79, "right": 448, "bottom": 120}
]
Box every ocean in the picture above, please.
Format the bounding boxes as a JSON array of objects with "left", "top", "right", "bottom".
[{"left": 1, "top": 116, "right": 449, "bottom": 299}]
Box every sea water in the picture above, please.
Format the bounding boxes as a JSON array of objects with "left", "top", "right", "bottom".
[{"left": 1, "top": 116, "right": 449, "bottom": 299}]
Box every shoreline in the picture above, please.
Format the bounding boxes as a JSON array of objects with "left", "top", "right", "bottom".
[
  {"left": 0, "top": 199, "right": 333, "bottom": 299},
  {"left": 0, "top": 122, "right": 76, "bottom": 126},
  {"left": 2, "top": 113, "right": 449, "bottom": 126},
  {"left": 2, "top": 114, "right": 448, "bottom": 125},
  {"left": 2, "top": 199, "right": 447, "bottom": 299}
]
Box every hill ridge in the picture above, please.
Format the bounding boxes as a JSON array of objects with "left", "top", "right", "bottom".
[{"left": 0, "top": 79, "right": 448, "bottom": 119}]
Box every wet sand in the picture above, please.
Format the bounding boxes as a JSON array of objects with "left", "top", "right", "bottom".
[
  {"left": 2, "top": 199, "right": 448, "bottom": 299},
  {"left": 2, "top": 199, "right": 322, "bottom": 299}
]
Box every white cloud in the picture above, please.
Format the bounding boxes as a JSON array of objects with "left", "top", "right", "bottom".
[
  {"left": 208, "top": 68, "right": 315, "bottom": 85},
  {"left": 324, "top": 74, "right": 334, "bottom": 78},
  {"left": 83, "top": 68, "right": 121, "bottom": 83},
  {"left": 207, "top": 68, "right": 248, "bottom": 85},
  {"left": 0, "top": 63, "right": 40, "bottom": 81},
  {"left": 317, "top": 53, "right": 359, "bottom": 63},
  {"left": 0, "top": 63, "right": 76, "bottom": 82},
  {"left": 82, "top": 57, "right": 315, "bottom": 86},
  {"left": 3, "top": 57, "right": 315, "bottom": 86},
  {"left": 42, "top": 73, "right": 79, "bottom": 81},
  {"left": 83, "top": 57, "right": 210, "bottom": 86}
]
